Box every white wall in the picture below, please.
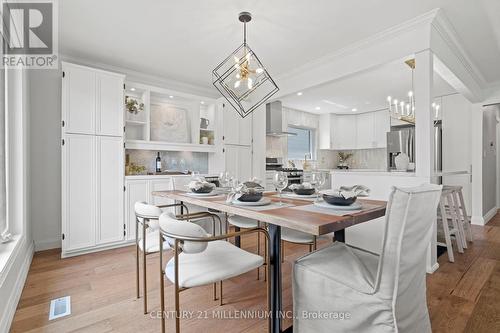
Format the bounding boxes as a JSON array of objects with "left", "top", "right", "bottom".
[
  {"left": 29, "top": 69, "right": 62, "bottom": 250},
  {"left": 482, "top": 105, "right": 498, "bottom": 217}
]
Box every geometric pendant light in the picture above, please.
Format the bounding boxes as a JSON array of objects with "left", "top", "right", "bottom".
[{"left": 212, "top": 12, "right": 279, "bottom": 118}]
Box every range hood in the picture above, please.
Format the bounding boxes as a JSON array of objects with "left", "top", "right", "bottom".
[{"left": 266, "top": 101, "right": 296, "bottom": 136}]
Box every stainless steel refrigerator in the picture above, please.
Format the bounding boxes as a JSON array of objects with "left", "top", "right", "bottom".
[{"left": 387, "top": 127, "right": 415, "bottom": 170}]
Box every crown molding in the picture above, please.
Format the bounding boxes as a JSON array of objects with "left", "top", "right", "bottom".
[
  {"left": 431, "top": 9, "right": 488, "bottom": 91},
  {"left": 59, "top": 53, "right": 219, "bottom": 98},
  {"left": 276, "top": 8, "right": 439, "bottom": 84}
]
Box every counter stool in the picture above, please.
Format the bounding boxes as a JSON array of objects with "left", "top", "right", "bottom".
[
  {"left": 437, "top": 189, "right": 464, "bottom": 262},
  {"left": 443, "top": 185, "right": 473, "bottom": 246}
]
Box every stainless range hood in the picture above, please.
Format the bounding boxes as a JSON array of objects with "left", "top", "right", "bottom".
[{"left": 266, "top": 101, "right": 296, "bottom": 136}]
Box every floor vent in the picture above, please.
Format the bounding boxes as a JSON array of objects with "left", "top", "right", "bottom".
[{"left": 49, "top": 296, "right": 71, "bottom": 320}]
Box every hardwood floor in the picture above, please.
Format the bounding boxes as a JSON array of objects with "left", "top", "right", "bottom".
[{"left": 10, "top": 213, "right": 500, "bottom": 332}]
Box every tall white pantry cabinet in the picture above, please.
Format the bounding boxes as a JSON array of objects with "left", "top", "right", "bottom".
[{"left": 61, "top": 62, "right": 126, "bottom": 257}]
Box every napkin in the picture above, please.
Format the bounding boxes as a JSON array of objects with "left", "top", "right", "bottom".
[
  {"left": 187, "top": 178, "right": 216, "bottom": 191},
  {"left": 338, "top": 185, "right": 371, "bottom": 197}
]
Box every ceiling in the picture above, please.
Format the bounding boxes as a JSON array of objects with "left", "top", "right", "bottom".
[
  {"left": 60, "top": 0, "right": 500, "bottom": 92},
  {"left": 280, "top": 60, "right": 456, "bottom": 114}
]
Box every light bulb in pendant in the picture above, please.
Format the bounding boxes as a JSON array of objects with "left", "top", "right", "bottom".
[
  {"left": 256, "top": 68, "right": 264, "bottom": 74},
  {"left": 408, "top": 91, "right": 413, "bottom": 97},
  {"left": 234, "top": 80, "right": 241, "bottom": 88},
  {"left": 247, "top": 78, "right": 253, "bottom": 89}
]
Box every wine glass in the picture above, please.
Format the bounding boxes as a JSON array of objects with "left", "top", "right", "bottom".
[
  {"left": 311, "top": 172, "right": 326, "bottom": 202},
  {"left": 273, "top": 171, "right": 288, "bottom": 205}
]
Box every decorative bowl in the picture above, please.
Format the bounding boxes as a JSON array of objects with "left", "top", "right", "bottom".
[
  {"left": 293, "top": 188, "right": 316, "bottom": 195},
  {"left": 322, "top": 193, "right": 357, "bottom": 206},
  {"left": 238, "top": 192, "right": 263, "bottom": 202},
  {"left": 191, "top": 186, "right": 213, "bottom": 194}
]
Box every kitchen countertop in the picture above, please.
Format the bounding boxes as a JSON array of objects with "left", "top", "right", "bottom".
[
  {"left": 330, "top": 169, "right": 417, "bottom": 177},
  {"left": 125, "top": 173, "right": 217, "bottom": 180}
]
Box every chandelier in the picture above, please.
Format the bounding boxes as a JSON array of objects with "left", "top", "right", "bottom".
[
  {"left": 387, "top": 59, "right": 415, "bottom": 124},
  {"left": 212, "top": 12, "right": 279, "bottom": 118}
]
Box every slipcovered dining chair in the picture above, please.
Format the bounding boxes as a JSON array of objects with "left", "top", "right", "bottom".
[
  {"left": 158, "top": 211, "right": 270, "bottom": 333},
  {"left": 293, "top": 184, "right": 442, "bottom": 332}
]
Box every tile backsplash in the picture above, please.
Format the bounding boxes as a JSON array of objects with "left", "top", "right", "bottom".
[
  {"left": 318, "top": 148, "right": 387, "bottom": 170},
  {"left": 126, "top": 150, "right": 208, "bottom": 174}
]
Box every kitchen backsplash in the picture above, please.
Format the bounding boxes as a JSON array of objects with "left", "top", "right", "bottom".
[
  {"left": 321, "top": 148, "right": 387, "bottom": 170},
  {"left": 126, "top": 150, "right": 208, "bottom": 174}
]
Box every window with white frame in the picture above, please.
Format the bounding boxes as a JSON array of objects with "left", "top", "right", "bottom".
[
  {"left": 0, "top": 69, "right": 9, "bottom": 243},
  {"left": 287, "top": 126, "right": 314, "bottom": 160}
]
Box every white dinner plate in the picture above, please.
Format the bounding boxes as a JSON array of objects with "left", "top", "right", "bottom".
[
  {"left": 282, "top": 192, "right": 317, "bottom": 199},
  {"left": 232, "top": 197, "right": 272, "bottom": 206},
  {"left": 184, "top": 191, "right": 218, "bottom": 197},
  {"left": 313, "top": 200, "right": 362, "bottom": 210}
]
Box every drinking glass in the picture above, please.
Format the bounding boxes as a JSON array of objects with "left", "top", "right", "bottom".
[
  {"left": 273, "top": 171, "right": 288, "bottom": 205},
  {"left": 311, "top": 172, "right": 326, "bottom": 202}
]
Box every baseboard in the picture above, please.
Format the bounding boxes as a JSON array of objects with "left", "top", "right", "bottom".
[
  {"left": 0, "top": 240, "right": 34, "bottom": 333},
  {"left": 61, "top": 239, "right": 135, "bottom": 258},
  {"left": 484, "top": 207, "right": 498, "bottom": 225},
  {"left": 471, "top": 215, "right": 485, "bottom": 226},
  {"left": 34, "top": 238, "right": 61, "bottom": 252}
]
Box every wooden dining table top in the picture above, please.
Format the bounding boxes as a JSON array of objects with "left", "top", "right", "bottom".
[{"left": 152, "top": 190, "right": 387, "bottom": 236}]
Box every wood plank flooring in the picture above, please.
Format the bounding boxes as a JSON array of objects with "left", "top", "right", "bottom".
[{"left": 10, "top": 212, "right": 500, "bottom": 332}]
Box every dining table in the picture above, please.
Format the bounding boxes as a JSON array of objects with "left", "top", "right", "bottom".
[{"left": 152, "top": 190, "right": 387, "bottom": 333}]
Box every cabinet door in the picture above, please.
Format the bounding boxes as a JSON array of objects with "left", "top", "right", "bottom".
[
  {"left": 97, "top": 73, "right": 124, "bottom": 136},
  {"left": 63, "top": 134, "right": 96, "bottom": 251},
  {"left": 96, "top": 136, "right": 124, "bottom": 245},
  {"left": 63, "top": 64, "right": 96, "bottom": 135},
  {"left": 333, "top": 115, "right": 357, "bottom": 150},
  {"left": 224, "top": 145, "right": 240, "bottom": 178},
  {"left": 373, "top": 111, "right": 390, "bottom": 148},
  {"left": 356, "top": 113, "right": 374, "bottom": 149},
  {"left": 223, "top": 107, "right": 240, "bottom": 145},
  {"left": 239, "top": 114, "right": 253, "bottom": 146},
  {"left": 238, "top": 146, "right": 253, "bottom": 181},
  {"left": 126, "top": 180, "right": 149, "bottom": 241},
  {"left": 318, "top": 114, "right": 332, "bottom": 149}
]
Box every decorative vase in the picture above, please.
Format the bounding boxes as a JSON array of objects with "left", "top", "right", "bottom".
[{"left": 395, "top": 153, "right": 410, "bottom": 171}]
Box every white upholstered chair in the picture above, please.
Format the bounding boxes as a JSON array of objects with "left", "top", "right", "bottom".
[
  {"left": 293, "top": 184, "right": 442, "bottom": 332},
  {"left": 158, "top": 212, "right": 270, "bottom": 333}
]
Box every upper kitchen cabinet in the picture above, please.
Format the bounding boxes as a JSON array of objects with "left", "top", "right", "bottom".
[
  {"left": 356, "top": 112, "right": 375, "bottom": 149},
  {"left": 62, "top": 62, "right": 124, "bottom": 136},
  {"left": 373, "top": 111, "right": 390, "bottom": 148},
  {"left": 222, "top": 103, "right": 252, "bottom": 146},
  {"left": 332, "top": 114, "right": 357, "bottom": 150},
  {"left": 318, "top": 113, "right": 334, "bottom": 149}
]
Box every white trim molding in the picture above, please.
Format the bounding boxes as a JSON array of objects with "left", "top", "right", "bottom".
[{"left": 484, "top": 207, "right": 498, "bottom": 225}]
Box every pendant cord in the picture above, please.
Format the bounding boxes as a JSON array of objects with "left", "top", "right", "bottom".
[{"left": 243, "top": 22, "right": 247, "bottom": 45}]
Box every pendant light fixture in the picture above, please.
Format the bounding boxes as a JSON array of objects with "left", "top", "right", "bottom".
[
  {"left": 212, "top": 12, "right": 279, "bottom": 118},
  {"left": 387, "top": 59, "right": 416, "bottom": 124}
]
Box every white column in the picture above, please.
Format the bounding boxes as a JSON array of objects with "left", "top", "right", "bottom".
[
  {"left": 414, "top": 50, "right": 434, "bottom": 179},
  {"left": 414, "top": 50, "right": 438, "bottom": 273}
]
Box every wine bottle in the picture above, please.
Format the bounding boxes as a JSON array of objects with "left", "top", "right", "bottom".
[{"left": 156, "top": 152, "right": 162, "bottom": 173}]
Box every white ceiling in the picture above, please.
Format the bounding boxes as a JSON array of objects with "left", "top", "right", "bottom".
[
  {"left": 60, "top": 0, "right": 500, "bottom": 91},
  {"left": 280, "top": 60, "right": 456, "bottom": 114}
]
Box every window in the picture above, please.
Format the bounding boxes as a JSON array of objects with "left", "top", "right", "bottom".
[
  {"left": 0, "top": 68, "right": 7, "bottom": 243},
  {"left": 287, "top": 126, "right": 314, "bottom": 160}
]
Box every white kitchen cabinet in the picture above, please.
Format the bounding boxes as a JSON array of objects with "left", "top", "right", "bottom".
[
  {"left": 62, "top": 134, "right": 96, "bottom": 251},
  {"left": 356, "top": 113, "right": 374, "bottom": 149},
  {"left": 333, "top": 115, "right": 357, "bottom": 150},
  {"left": 222, "top": 104, "right": 252, "bottom": 146},
  {"left": 125, "top": 179, "right": 149, "bottom": 241},
  {"left": 149, "top": 178, "right": 174, "bottom": 206},
  {"left": 62, "top": 62, "right": 124, "bottom": 136},
  {"left": 373, "top": 111, "right": 390, "bottom": 148},
  {"left": 62, "top": 63, "right": 96, "bottom": 135},
  {"left": 318, "top": 114, "right": 334, "bottom": 150},
  {"left": 96, "top": 136, "right": 124, "bottom": 245},
  {"left": 224, "top": 145, "right": 253, "bottom": 181},
  {"left": 97, "top": 72, "right": 124, "bottom": 136}
]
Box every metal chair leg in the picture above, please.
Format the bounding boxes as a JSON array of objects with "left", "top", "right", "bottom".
[
  {"left": 219, "top": 281, "right": 223, "bottom": 306},
  {"left": 213, "top": 282, "right": 217, "bottom": 301},
  {"left": 281, "top": 240, "right": 285, "bottom": 263},
  {"left": 174, "top": 239, "right": 181, "bottom": 333},
  {"left": 136, "top": 219, "right": 140, "bottom": 299},
  {"left": 159, "top": 233, "right": 166, "bottom": 333},
  {"left": 143, "top": 221, "right": 148, "bottom": 314},
  {"left": 257, "top": 222, "right": 261, "bottom": 280}
]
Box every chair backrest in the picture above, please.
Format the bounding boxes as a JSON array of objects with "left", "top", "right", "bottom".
[
  {"left": 159, "top": 212, "right": 209, "bottom": 253},
  {"left": 135, "top": 202, "right": 162, "bottom": 229},
  {"left": 375, "top": 184, "right": 442, "bottom": 301}
]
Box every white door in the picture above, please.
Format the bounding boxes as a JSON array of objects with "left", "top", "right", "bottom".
[
  {"left": 63, "top": 64, "right": 96, "bottom": 135},
  {"left": 318, "top": 114, "right": 332, "bottom": 149},
  {"left": 373, "top": 111, "right": 390, "bottom": 148},
  {"left": 239, "top": 114, "right": 253, "bottom": 146},
  {"left": 224, "top": 145, "right": 240, "bottom": 178},
  {"left": 63, "top": 134, "right": 96, "bottom": 251},
  {"left": 239, "top": 146, "right": 253, "bottom": 181},
  {"left": 223, "top": 107, "right": 240, "bottom": 145},
  {"left": 96, "top": 136, "right": 124, "bottom": 245},
  {"left": 97, "top": 73, "right": 124, "bottom": 136},
  {"left": 126, "top": 180, "right": 149, "bottom": 241},
  {"left": 356, "top": 113, "right": 374, "bottom": 149}
]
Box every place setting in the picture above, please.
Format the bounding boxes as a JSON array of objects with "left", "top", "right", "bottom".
[{"left": 183, "top": 177, "right": 223, "bottom": 198}]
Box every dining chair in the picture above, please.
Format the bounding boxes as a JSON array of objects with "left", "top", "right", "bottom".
[
  {"left": 293, "top": 184, "right": 442, "bottom": 332},
  {"left": 280, "top": 228, "right": 317, "bottom": 263},
  {"left": 158, "top": 211, "right": 270, "bottom": 333},
  {"left": 134, "top": 201, "right": 190, "bottom": 314}
]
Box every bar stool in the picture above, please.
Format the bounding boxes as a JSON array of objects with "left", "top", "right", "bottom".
[
  {"left": 444, "top": 185, "right": 473, "bottom": 247},
  {"left": 437, "top": 189, "right": 464, "bottom": 262}
]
